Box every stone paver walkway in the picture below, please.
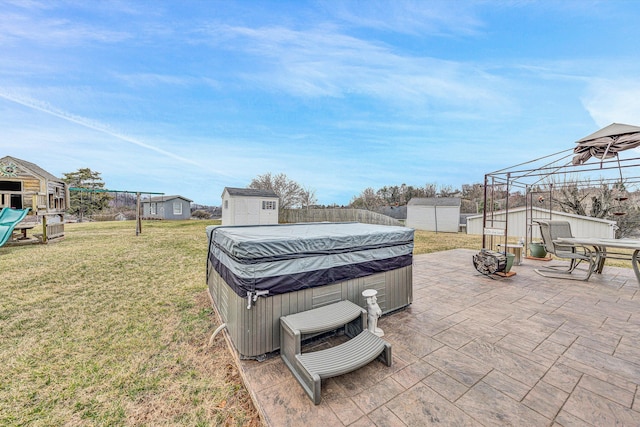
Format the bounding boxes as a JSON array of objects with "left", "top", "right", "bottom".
[{"left": 232, "top": 249, "right": 640, "bottom": 426}]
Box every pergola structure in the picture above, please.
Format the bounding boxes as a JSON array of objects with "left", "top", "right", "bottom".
[{"left": 481, "top": 123, "right": 640, "bottom": 256}]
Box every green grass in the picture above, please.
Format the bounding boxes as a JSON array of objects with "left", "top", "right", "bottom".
[
  {"left": 0, "top": 220, "right": 258, "bottom": 426},
  {"left": 413, "top": 230, "right": 482, "bottom": 254}
]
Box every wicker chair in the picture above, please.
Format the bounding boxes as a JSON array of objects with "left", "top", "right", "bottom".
[{"left": 534, "top": 220, "right": 598, "bottom": 281}]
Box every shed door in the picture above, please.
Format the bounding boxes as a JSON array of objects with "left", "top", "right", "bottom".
[
  {"left": 246, "top": 199, "right": 260, "bottom": 224},
  {"left": 236, "top": 198, "right": 260, "bottom": 225}
]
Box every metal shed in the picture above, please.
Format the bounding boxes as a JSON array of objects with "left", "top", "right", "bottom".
[
  {"left": 467, "top": 206, "right": 616, "bottom": 239},
  {"left": 406, "top": 197, "right": 461, "bottom": 232}
]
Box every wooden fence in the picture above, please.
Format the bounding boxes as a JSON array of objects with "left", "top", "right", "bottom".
[{"left": 280, "top": 208, "right": 403, "bottom": 226}]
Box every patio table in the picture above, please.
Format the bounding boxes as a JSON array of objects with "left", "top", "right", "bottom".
[
  {"left": 13, "top": 223, "right": 35, "bottom": 240},
  {"left": 555, "top": 237, "right": 640, "bottom": 282}
]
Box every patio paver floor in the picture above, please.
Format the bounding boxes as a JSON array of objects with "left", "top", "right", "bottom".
[{"left": 234, "top": 249, "right": 640, "bottom": 426}]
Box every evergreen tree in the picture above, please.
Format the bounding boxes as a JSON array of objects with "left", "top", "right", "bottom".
[{"left": 62, "top": 168, "right": 112, "bottom": 220}]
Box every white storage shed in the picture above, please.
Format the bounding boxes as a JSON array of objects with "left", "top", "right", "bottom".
[
  {"left": 466, "top": 206, "right": 617, "bottom": 239},
  {"left": 406, "top": 197, "right": 461, "bottom": 233},
  {"left": 221, "top": 187, "right": 279, "bottom": 226}
]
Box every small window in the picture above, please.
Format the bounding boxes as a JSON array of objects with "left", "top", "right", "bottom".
[
  {"left": 262, "top": 200, "right": 276, "bottom": 210},
  {"left": 224, "top": 200, "right": 228, "bottom": 209},
  {"left": 173, "top": 202, "right": 182, "bottom": 215},
  {"left": 150, "top": 203, "right": 157, "bottom": 215}
]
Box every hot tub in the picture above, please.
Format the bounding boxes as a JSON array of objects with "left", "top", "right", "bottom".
[{"left": 206, "top": 222, "right": 414, "bottom": 359}]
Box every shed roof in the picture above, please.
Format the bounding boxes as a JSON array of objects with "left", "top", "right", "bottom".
[
  {"left": 223, "top": 187, "right": 278, "bottom": 198},
  {"left": 467, "top": 206, "right": 617, "bottom": 225},
  {"left": 1, "top": 156, "right": 63, "bottom": 182},
  {"left": 408, "top": 197, "right": 461, "bottom": 207},
  {"left": 144, "top": 195, "right": 193, "bottom": 203}
]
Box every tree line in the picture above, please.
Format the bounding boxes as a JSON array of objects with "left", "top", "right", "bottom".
[
  {"left": 247, "top": 173, "right": 487, "bottom": 214},
  {"left": 348, "top": 183, "right": 484, "bottom": 213}
]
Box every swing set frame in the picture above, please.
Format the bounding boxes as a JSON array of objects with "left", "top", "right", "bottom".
[{"left": 69, "top": 187, "right": 164, "bottom": 235}]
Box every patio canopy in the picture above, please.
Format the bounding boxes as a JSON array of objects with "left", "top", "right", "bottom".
[{"left": 573, "top": 122, "right": 640, "bottom": 165}]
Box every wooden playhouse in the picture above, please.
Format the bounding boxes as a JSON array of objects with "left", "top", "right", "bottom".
[{"left": 0, "top": 156, "right": 68, "bottom": 243}]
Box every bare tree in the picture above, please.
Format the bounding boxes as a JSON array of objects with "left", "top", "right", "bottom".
[
  {"left": 555, "top": 182, "right": 589, "bottom": 216},
  {"left": 248, "top": 172, "right": 313, "bottom": 213},
  {"left": 350, "top": 182, "right": 465, "bottom": 210},
  {"left": 300, "top": 186, "right": 317, "bottom": 209},
  {"left": 350, "top": 187, "right": 383, "bottom": 210},
  {"left": 462, "top": 183, "right": 484, "bottom": 213},
  {"left": 551, "top": 178, "right": 640, "bottom": 237},
  {"left": 376, "top": 184, "right": 430, "bottom": 206},
  {"left": 437, "top": 184, "right": 459, "bottom": 198},
  {"left": 614, "top": 205, "right": 640, "bottom": 238},
  {"left": 423, "top": 183, "right": 437, "bottom": 198}
]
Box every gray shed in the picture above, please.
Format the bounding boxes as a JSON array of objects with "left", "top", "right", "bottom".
[
  {"left": 142, "top": 195, "right": 193, "bottom": 220},
  {"left": 221, "top": 187, "right": 279, "bottom": 226},
  {"left": 406, "top": 197, "right": 461, "bottom": 232}
]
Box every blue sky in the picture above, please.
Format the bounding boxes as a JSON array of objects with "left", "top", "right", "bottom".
[{"left": 2, "top": 0, "right": 640, "bottom": 206}]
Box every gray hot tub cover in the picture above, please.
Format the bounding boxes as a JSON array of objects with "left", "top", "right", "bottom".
[{"left": 206, "top": 222, "right": 414, "bottom": 297}]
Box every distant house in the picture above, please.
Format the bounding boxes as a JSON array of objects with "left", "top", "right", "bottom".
[
  {"left": 142, "top": 195, "right": 193, "bottom": 220},
  {"left": 406, "top": 197, "right": 461, "bottom": 232},
  {"left": 221, "top": 187, "right": 279, "bottom": 226},
  {"left": 0, "top": 156, "right": 68, "bottom": 214}
]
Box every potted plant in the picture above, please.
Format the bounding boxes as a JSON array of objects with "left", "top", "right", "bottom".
[
  {"left": 529, "top": 241, "right": 547, "bottom": 258},
  {"left": 504, "top": 252, "right": 516, "bottom": 273}
]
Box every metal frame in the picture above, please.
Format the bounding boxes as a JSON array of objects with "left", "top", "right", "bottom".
[
  {"left": 69, "top": 187, "right": 164, "bottom": 235},
  {"left": 482, "top": 148, "right": 640, "bottom": 256}
]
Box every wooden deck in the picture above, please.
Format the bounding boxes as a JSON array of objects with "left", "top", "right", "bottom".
[{"left": 230, "top": 249, "right": 640, "bottom": 426}]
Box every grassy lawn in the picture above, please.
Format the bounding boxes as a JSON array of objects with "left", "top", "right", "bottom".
[
  {"left": 1, "top": 220, "right": 257, "bottom": 426},
  {"left": 1, "top": 220, "right": 631, "bottom": 426},
  {"left": 413, "top": 229, "right": 482, "bottom": 254}
]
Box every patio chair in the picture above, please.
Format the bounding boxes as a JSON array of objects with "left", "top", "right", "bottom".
[{"left": 534, "top": 220, "right": 598, "bottom": 281}]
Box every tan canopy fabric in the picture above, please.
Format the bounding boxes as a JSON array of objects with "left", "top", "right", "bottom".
[{"left": 573, "top": 123, "right": 640, "bottom": 165}]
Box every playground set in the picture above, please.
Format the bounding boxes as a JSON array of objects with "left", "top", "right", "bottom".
[{"left": 0, "top": 156, "right": 68, "bottom": 247}]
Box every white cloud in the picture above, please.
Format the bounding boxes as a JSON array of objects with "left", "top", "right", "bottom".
[
  {"left": 0, "top": 11, "right": 132, "bottom": 45},
  {"left": 582, "top": 79, "right": 640, "bottom": 127},
  {"left": 204, "top": 24, "right": 511, "bottom": 113},
  {"left": 0, "top": 89, "right": 202, "bottom": 167},
  {"left": 112, "top": 72, "right": 201, "bottom": 88},
  {"left": 325, "top": 0, "right": 485, "bottom": 37}
]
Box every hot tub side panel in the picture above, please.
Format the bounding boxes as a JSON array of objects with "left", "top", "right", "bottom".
[{"left": 207, "top": 260, "right": 412, "bottom": 358}]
